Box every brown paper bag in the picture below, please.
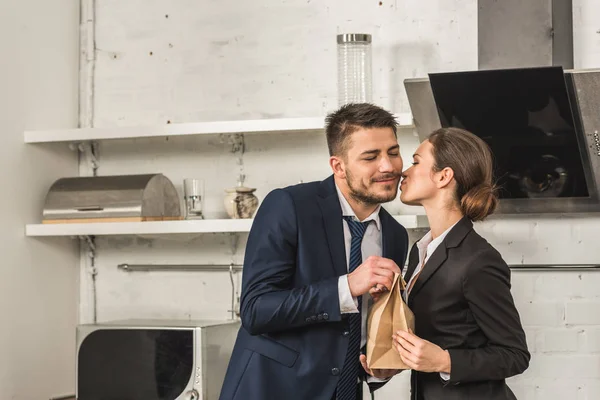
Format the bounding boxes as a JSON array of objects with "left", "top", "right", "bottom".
[{"left": 366, "top": 272, "right": 415, "bottom": 370}]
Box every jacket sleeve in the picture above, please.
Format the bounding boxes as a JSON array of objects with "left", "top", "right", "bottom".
[
  {"left": 447, "top": 249, "right": 530, "bottom": 384},
  {"left": 240, "top": 189, "right": 341, "bottom": 336}
]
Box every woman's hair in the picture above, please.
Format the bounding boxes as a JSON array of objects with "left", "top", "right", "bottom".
[{"left": 428, "top": 127, "right": 498, "bottom": 221}]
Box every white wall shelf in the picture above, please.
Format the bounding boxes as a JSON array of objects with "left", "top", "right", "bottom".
[
  {"left": 25, "top": 214, "right": 428, "bottom": 237},
  {"left": 24, "top": 113, "right": 414, "bottom": 144}
]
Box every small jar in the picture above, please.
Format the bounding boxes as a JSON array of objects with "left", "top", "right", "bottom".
[
  {"left": 224, "top": 185, "right": 259, "bottom": 219},
  {"left": 337, "top": 33, "right": 373, "bottom": 105}
]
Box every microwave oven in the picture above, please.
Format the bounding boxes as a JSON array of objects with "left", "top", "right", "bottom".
[{"left": 76, "top": 319, "right": 240, "bottom": 400}]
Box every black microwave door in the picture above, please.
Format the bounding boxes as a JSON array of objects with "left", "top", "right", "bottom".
[{"left": 78, "top": 329, "right": 194, "bottom": 400}]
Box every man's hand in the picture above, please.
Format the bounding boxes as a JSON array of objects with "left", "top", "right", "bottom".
[
  {"left": 392, "top": 329, "right": 451, "bottom": 374},
  {"left": 359, "top": 354, "right": 399, "bottom": 379},
  {"left": 347, "top": 256, "right": 401, "bottom": 297}
]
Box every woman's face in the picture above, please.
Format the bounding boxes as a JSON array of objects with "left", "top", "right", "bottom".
[{"left": 399, "top": 140, "right": 441, "bottom": 206}]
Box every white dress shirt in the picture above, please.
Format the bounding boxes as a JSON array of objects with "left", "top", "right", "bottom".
[{"left": 403, "top": 220, "right": 460, "bottom": 381}]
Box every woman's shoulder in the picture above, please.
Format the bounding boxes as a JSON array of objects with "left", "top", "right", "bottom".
[
  {"left": 454, "top": 229, "right": 511, "bottom": 279},
  {"left": 455, "top": 229, "right": 506, "bottom": 265}
]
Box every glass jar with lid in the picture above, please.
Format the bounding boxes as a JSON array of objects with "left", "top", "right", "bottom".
[{"left": 337, "top": 33, "right": 373, "bottom": 105}]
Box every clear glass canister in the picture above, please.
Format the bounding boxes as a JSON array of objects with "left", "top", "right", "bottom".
[{"left": 337, "top": 33, "right": 373, "bottom": 106}]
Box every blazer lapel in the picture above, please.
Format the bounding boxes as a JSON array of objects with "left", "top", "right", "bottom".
[
  {"left": 403, "top": 243, "right": 419, "bottom": 282},
  {"left": 317, "top": 177, "right": 347, "bottom": 277},
  {"left": 408, "top": 216, "right": 474, "bottom": 304},
  {"left": 408, "top": 242, "right": 448, "bottom": 304}
]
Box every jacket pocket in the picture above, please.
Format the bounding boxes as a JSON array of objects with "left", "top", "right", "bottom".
[{"left": 245, "top": 335, "right": 299, "bottom": 367}]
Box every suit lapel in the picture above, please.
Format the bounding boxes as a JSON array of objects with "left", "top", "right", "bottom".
[
  {"left": 408, "top": 242, "right": 448, "bottom": 303},
  {"left": 317, "top": 177, "right": 347, "bottom": 277},
  {"left": 403, "top": 243, "right": 419, "bottom": 283},
  {"left": 379, "top": 210, "right": 396, "bottom": 262},
  {"left": 408, "top": 216, "right": 473, "bottom": 303}
]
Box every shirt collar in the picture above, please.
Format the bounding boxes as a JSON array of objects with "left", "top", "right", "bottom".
[
  {"left": 335, "top": 183, "right": 382, "bottom": 231},
  {"left": 416, "top": 230, "right": 433, "bottom": 251},
  {"left": 417, "top": 219, "right": 461, "bottom": 250}
]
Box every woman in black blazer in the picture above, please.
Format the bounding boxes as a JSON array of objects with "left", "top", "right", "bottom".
[{"left": 392, "top": 127, "right": 530, "bottom": 399}]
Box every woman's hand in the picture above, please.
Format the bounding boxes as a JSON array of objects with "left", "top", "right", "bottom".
[
  {"left": 359, "top": 354, "right": 399, "bottom": 379},
  {"left": 369, "top": 284, "right": 388, "bottom": 302},
  {"left": 392, "top": 329, "right": 451, "bottom": 374}
]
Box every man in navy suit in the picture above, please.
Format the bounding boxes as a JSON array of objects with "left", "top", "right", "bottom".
[{"left": 219, "top": 103, "right": 410, "bottom": 400}]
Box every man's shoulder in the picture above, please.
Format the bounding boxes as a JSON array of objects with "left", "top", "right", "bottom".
[
  {"left": 259, "top": 179, "right": 331, "bottom": 217},
  {"left": 281, "top": 180, "right": 322, "bottom": 196}
]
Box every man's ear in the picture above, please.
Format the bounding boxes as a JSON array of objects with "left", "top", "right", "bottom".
[
  {"left": 329, "top": 155, "right": 347, "bottom": 179},
  {"left": 436, "top": 167, "right": 454, "bottom": 189}
]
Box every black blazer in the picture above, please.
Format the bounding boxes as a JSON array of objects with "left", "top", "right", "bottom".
[{"left": 404, "top": 216, "right": 530, "bottom": 400}]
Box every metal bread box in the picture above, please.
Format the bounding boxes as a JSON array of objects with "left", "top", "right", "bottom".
[{"left": 42, "top": 174, "right": 182, "bottom": 223}]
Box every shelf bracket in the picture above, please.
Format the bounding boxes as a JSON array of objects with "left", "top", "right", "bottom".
[
  {"left": 69, "top": 141, "right": 99, "bottom": 175},
  {"left": 228, "top": 263, "right": 241, "bottom": 320},
  {"left": 80, "top": 235, "right": 96, "bottom": 259},
  {"left": 227, "top": 233, "right": 242, "bottom": 319},
  {"left": 228, "top": 232, "right": 240, "bottom": 256},
  {"left": 220, "top": 133, "right": 246, "bottom": 185},
  {"left": 79, "top": 235, "right": 98, "bottom": 323},
  {"left": 220, "top": 133, "right": 245, "bottom": 154}
]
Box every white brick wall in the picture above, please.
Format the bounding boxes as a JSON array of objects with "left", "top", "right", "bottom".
[
  {"left": 573, "top": 0, "right": 600, "bottom": 68},
  {"left": 532, "top": 379, "right": 580, "bottom": 399},
  {"left": 537, "top": 329, "right": 579, "bottom": 353},
  {"left": 519, "top": 301, "right": 565, "bottom": 327},
  {"left": 583, "top": 380, "right": 600, "bottom": 399},
  {"left": 509, "top": 271, "right": 600, "bottom": 399},
  {"left": 566, "top": 302, "right": 600, "bottom": 325},
  {"left": 85, "top": 1, "right": 600, "bottom": 399},
  {"left": 580, "top": 328, "right": 600, "bottom": 353}
]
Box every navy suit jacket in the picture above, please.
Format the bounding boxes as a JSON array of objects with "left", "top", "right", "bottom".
[{"left": 219, "top": 176, "right": 409, "bottom": 400}]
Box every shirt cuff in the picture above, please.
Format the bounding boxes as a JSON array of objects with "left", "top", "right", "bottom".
[
  {"left": 440, "top": 372, "right": 450, "bottom": 381},
  {"left": 367, "top": 375, "right": 391, "bottom": 383},
  {"left": 338, "top": 275, "right": 359, "bottom": 314}
]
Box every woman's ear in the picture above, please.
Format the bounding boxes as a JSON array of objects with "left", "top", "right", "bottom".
[
  {"left": 329, "top": 156, "right": 346, "bottom": 179},
  {"left": 436, "top": 167, "right": 454, "bottom": 189}
]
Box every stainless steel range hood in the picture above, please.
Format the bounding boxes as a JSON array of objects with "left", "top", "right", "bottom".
[
  {"left": 478, "top": 0, "right": 573, "bottom": 70},
  {"left": 404, "top": 68, "right": 600, "bottom": 214}
]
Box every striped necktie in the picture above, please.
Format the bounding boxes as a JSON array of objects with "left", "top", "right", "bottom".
[{"left": 336, "top": 216, "right": 370, "bottom": 400}]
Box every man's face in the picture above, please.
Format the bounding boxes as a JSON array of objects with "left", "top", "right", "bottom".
[{"left": 338, "top": 127, "right": 403, "bottom": 205}]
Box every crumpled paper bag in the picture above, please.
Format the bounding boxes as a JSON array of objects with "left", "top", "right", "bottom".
[{"left": 366, "top": 272, "right": 415, "bottom": 370}]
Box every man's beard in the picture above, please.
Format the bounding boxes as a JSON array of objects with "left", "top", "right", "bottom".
[{"left": 346, "top": 170, "right": 399, "bottom": 205}]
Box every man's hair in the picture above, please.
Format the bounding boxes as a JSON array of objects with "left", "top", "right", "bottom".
[{"left": 324, "top": 103, "right": 398, "bottom": 157}]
